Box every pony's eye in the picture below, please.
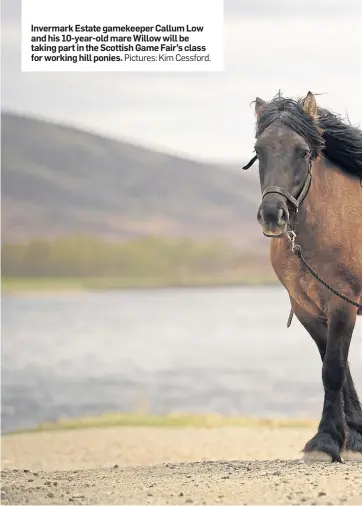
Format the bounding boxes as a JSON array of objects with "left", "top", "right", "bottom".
[{"left": 300, "top": 150, "right": 309, "bottom": 159}]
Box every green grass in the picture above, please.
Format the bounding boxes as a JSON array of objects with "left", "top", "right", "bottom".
[
  {"left": 2, "top": 276, "right": 279, "bottom": 293},
  {"left": 8, "top": 412, "right": 317, "bottom": 435}
]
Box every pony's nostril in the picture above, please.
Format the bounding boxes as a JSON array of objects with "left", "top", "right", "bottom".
[
  {"left": 278, "top": 207, "right": 288, "bottom": 224},
  {"left": 257, "top": 206, "right": 263, "bottom": 223}
]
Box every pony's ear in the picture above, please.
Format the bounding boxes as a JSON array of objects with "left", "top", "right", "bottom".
[
  {"left": 302, "top": 91, "right": 318, "bottom": 121},
  {"left": 255, "top": 97, "right": 266, "bottom": 118}
]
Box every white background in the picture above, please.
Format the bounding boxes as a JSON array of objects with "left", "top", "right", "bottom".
[{"left": 21, "top": 0, "right": 224, "bottom": 72}]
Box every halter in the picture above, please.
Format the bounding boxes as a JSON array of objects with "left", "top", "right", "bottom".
[{"left": 242, "top": 155, "right": 313, "bottom": 212}]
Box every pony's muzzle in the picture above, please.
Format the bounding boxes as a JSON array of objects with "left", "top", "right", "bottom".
[{"left": 257, "top": 196, "right": 289, "bottom": 237}]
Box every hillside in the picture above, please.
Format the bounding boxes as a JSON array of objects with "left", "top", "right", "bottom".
[{"left": 1, "top": 112, "right": 265, "bottom": 249}]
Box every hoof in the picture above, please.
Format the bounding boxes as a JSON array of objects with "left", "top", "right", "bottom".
[
  {"left": 302, "top": 451, "right": 333, "bottom": 463},
  {"left": 303, "top": 432, "right": 343, "bottom": 463}
]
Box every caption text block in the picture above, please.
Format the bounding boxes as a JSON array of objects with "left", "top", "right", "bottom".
[{"left": 21, "top": 0, "right": 224, "bottom": 72}]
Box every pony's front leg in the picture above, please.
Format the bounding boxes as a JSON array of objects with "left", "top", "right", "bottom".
[{"left": 303, "top": 301, "right": 357, "bottom": 463}]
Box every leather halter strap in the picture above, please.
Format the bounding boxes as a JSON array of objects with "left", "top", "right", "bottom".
[{"left": 262, "top": 165, "right": 312, "bottom": 210}]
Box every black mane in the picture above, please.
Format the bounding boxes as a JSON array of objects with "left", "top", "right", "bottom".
[{"left": 255, "top": 93, "right": 362, "bottom": 179}]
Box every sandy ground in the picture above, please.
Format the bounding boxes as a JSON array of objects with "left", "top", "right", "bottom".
[{"left": 1, "top": 426, "right": 361, "bottom": 504}]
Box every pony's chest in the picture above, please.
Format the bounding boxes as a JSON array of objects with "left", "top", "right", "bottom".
[{"left": 270, "top": 239, "right": 327, "bottom": 317}]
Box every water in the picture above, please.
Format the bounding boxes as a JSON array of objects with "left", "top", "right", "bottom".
[{"left": 2, "top": 287, "right": 361, "bottom": 433}]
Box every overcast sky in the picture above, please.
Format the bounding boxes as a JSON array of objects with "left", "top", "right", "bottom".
[{"left": 2, "top": 0, "right": 362, "bottom": 163}]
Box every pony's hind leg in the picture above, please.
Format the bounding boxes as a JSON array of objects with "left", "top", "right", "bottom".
[
  {"left": 344, "top": 292, "right": 362, "bottom": 459},
  {"left": 341, "top": 368, "right": 362, "bottom": 461},
  {"left": 291, "top": 298, "right": 361, "bottom": 462}
]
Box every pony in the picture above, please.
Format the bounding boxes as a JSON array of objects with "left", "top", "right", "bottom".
[{"left": 243, "top": 91, "right": 362, "bottom": 462}]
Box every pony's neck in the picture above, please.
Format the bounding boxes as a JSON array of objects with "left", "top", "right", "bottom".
[{"left": 298, "top": 154, "right": 360, "bottom": 241}]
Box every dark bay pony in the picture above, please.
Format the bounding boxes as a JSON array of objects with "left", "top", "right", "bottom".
[{"left": 244, "top": 91, "right": 362, "bottom": 462}]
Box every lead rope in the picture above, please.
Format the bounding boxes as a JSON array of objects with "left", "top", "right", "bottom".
[{"left": 286, "top": 230, "right": 362, "bottom": 317}]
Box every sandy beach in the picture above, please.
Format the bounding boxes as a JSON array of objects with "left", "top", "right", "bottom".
[{"left": 1, "top": 426, "right": 361, "bottom": 504}]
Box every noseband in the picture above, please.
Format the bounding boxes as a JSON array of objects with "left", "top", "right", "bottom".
[{"left": 242, "top": 156, "right": 313, "bottom": 212}]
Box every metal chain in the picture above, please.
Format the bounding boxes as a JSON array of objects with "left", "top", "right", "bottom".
[{"left": 286, "top": 232, "right": 362, "bottom": 311}]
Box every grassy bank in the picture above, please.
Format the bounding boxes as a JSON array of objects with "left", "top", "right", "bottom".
[
  {"left": 9, "top": 413, "right": 318, "bottom": 435},
  {"left": 2, "top": 236, "right": 276, "bottom": 293},
  {"left": 2, "top": 276, "right": 278, "bottom": 293}
]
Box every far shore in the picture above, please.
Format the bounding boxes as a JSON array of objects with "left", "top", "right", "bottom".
[
  {"left": 2, "top": 276, "right": 278, "bottom": 294},
  {"left": 5, "top": 412, "right": 318, "bottom": 436}
]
